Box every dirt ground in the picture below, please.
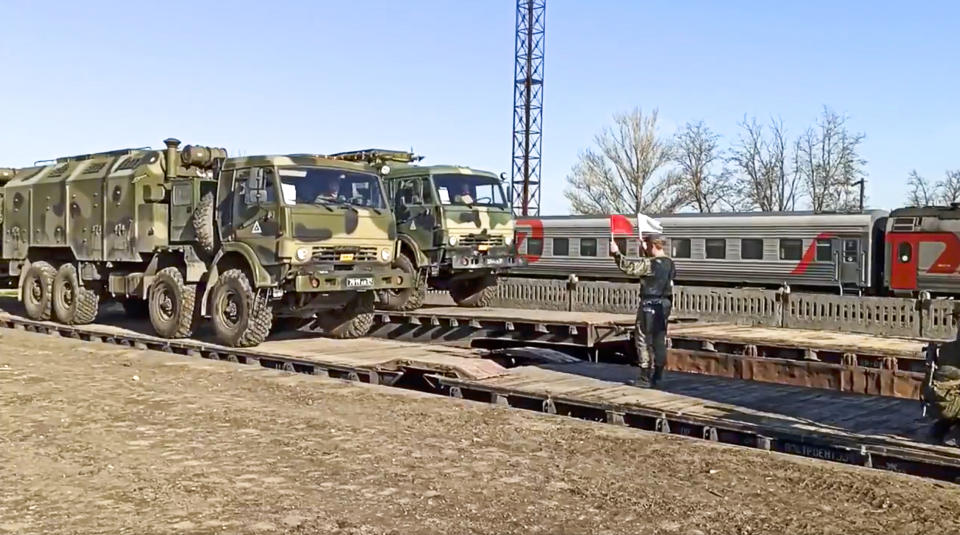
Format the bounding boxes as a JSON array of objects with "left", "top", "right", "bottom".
[{"left": 1, "top": 329, "right": 960, "bottom": 535}]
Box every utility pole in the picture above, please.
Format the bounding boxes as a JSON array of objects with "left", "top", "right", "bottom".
[{"left": 510, "top": 0, "right": 545, "bottom": 217}]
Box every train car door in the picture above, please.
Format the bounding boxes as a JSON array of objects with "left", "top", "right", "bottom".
[
  {"left": 838, "top": 238, "right": 862, "bottom": 286},
  {"left": 888, "top": 237, "right": 917, "bottom": 290}
]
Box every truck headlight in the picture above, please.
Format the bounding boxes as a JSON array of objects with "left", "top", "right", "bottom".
[
  {"left": 448, "top": 235, "right": 459, "bottom": 246},
  {"left": 504, "top": 235, "right": 513, "bottom": 246},
  {"left": 295, "top": 247, "right": 310, "bottom": 261},
  {"left": 380, "top": 248, "right": 391, "bottom": 261}
]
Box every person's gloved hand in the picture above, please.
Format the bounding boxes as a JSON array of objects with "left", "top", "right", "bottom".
[{"left": 609, "top": 235, "right": 619, "bottom": 254}]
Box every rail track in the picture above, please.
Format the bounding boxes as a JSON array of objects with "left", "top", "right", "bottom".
[{"left": 1, "top": 301, "right": 958, "bottom": 485}]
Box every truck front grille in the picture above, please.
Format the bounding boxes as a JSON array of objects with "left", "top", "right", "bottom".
[
  {"left": 311, "top": 246, "right": 378, "bottom": 262},
  {"left": 458, "top": 234, "right": 505, "bottom": 247}
]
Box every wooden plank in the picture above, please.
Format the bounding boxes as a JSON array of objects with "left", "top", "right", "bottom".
[
  {"left": 669, "top": 323, "right": 925, "bottom": 357},
  {"left": 453, "top": 363, "right": 952, "bottom": 457}
]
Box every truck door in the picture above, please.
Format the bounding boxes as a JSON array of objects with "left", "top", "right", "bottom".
[
  {"left": 232, "top": 167, "right": 279, "bottom": 266},
  {"left": 393, "top": 177, "right": 435, "bottom": 250},
  {"left": 838, "top": 238, "right": 862, "bottom": 286},
  {"left": 888, "top": 238, "right": 918, "bottom": 290}
]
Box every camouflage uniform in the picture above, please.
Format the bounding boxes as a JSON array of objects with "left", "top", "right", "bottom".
[
  {"left": 613, "top": 250, "right": 675, "bottom": 387},
  {"left": 924, "top": 334, "right": 960, "bottom": 444}
]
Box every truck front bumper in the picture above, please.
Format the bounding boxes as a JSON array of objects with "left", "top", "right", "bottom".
[
  {"left": 289, "top": 265, "right": 411, "bottom": 293},
  {"left": 443, "top": 247, "right": 520, "bottom": 272}
]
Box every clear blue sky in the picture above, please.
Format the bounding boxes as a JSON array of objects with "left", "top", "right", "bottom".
[{"left": 2, "top": 1, "right": 958, "bottom": 214}]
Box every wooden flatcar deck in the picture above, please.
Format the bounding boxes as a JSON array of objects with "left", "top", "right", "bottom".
[
  {"left": 0, "top": 300, "right": 956, "bottom": 481},
  {"left": 668, "top": 323, "right": 926, "bottom": 365},
  {"left": 379, "top": 304, "right": 926, "bottom": 363},
  {"left": 0, "top": 305, "right": 505, "bottom": 382},
  {"left": 435, "top": 363, "right": 960, "bottom": 481}
]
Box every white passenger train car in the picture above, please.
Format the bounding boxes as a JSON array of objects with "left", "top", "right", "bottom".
[{"left": 511, "top": 211, "right": 888, "bottom": 292}]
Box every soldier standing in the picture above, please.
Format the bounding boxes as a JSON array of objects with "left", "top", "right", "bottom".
[{"left": 609, "top": 227, "right": 675, "bottom": 387}]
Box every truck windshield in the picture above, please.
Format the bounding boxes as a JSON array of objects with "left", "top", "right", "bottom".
[
  {"left": 433, "top": 174, "right": 507, "bottom": 208},
  {"left": 277, "top": 167, "right": 385, "bottom": 209}
]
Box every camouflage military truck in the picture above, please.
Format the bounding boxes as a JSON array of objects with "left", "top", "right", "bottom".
[
  {"left": 0, "top": 139, "right": 409, "bottom": 347},
  {"left": 329, "top": 150, "right": 517, "bottom": 310}
]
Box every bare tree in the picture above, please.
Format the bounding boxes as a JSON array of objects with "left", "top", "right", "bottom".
[
  {"left": 794, "top": 107, "right": 866, "bottom": 212},
  {"left": 673, "top": 121, "right": 736, "bottom": 212},
  {"left": 729, "top": 117, "right": 796, "bottom": 212},
  {"left": 565, "top": 108, "right": 685, "bottom": 215},
  {"left": 907, "top": 170, "right": 935, "bottom": 206},
  {"left": 940, "top": 170, "right": 960, "bottom": 204}
]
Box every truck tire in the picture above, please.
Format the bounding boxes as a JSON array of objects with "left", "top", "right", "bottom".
[
  {"left": 318, "top": 293, "right": 374, "bottom": 339},
  {"left": 52, "top": 263, "right": 99, "bottom": 325},
  {"left": 148, "top": 267, "right": 196, "bottom": 339},
  {"left": 192, "top": 191, "right": 217, "bottom": 255},
  {"left": 22, "top": 261, "right": 56, "bottom": 321},
  {"left": 377, "top": 254, "right": 425, "bottom": 311},
  {"left": 210, "top": 269, "right": 272, "bottom": 347},
  {"left": 449, "top": 276, "right": 497, "bottom": 308}
]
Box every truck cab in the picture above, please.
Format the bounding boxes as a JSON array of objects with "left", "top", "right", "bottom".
[
  {"left": 329, "top": 150, "right": 517, "bottom": 309},
  {"left": 207, "top": 154, "right": 410, "bottom": 344}
]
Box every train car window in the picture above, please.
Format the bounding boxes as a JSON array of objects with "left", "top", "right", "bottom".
[
  {"left": 553, "top": 237, "right": 569, "bottom": 256},
  {"left": 580, "top": 238, "right": 598, "bottom": 257},
  {"left": 705, "top": 238, "right": 726, "bottom": 259},
  {"left": 779, "top": 239, "right": 803, "bottom": 261},
  {"left": 741, "top": 238, "right": 763, "bottom": 260},
  {"left": 671, "top": 238, "right": 691, "bottom": 258},
  {"left": 843, "top": 239, "right": 858, "bottom": 263},
  {"left": 526, "top": 237, "right": 543, "bottom": 256},
  {"left": 898, "top": 242, "right": 912, "bottom": 263},
  {"left": 816, "top": 239, "right": 833, "bottom": 262},
  {"left": 613, "top": 237, "right": 628, "bottom": 257}
]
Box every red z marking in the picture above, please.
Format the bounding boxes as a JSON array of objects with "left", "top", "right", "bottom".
[{"left": 790, "top": 232, "right": 835, "bottom": 275}]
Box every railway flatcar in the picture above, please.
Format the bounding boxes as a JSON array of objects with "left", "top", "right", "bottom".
[{"left": 511, "top": 211, "right": 889, "bottom": 293}]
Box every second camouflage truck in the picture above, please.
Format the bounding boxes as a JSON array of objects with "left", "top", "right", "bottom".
[
  {"left": 330, "top": 150, "right": 518, "bottom": 310},
  {"left": 0, "top": 139, "right": 409, "bottom": 347}
]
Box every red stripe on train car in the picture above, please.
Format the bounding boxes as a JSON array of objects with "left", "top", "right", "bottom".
[
  {"left": 789, "top": 233, "right": 835, "bottom": 275},
  {"left": 515, "top": 218, "right": 544, "bottom": 263}
]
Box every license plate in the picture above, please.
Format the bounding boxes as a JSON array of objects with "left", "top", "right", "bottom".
[
  {"left": 486, "top": 257, "right": 503, "bottom": 265},
  {"left": 339, "top": 253, "right": 355, "bottom": 262},
  {"left": 346, "top": 277, "right": 373, "bottom": 288}
]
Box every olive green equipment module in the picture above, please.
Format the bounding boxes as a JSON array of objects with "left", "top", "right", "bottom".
[
  {"left": 0, "top": 139, "right": 409, "bottom": 347},
  {"left": 329, "top": 150, "right": 518, "bottom": 310}
]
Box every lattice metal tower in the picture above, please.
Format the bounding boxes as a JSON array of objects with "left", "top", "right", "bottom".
[{"left": 510, "top": 0, "right": 545, "bottom": 217}]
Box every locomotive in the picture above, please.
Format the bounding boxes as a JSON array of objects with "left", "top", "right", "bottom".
[{"left": 510, "top": 206, "right": 960, "bottom": 296}]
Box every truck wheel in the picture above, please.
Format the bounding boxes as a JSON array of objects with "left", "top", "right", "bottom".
[
  {"left": 148, "top": 267, "right": 196, "bottom": 339},
  {"left": 318, "top": 293, "right": 374, "bottom": 339},
  {"left": 192, "top": 191, "right": 217, "bottom": 255},
  {"left": 52, "top": 263, "right": 99, "bottom": 325},
  {"left": 22, "top": 261, "right": 56, "bottom": 321},
  {"left": 449, "top": 276, "right": 497, "bottom": 308},
  {"left": 377, "top": 254, "right": 426, "bottom": 311},
  {"left": 210, "top": 269, "right": 272, "bottom": 347}
]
